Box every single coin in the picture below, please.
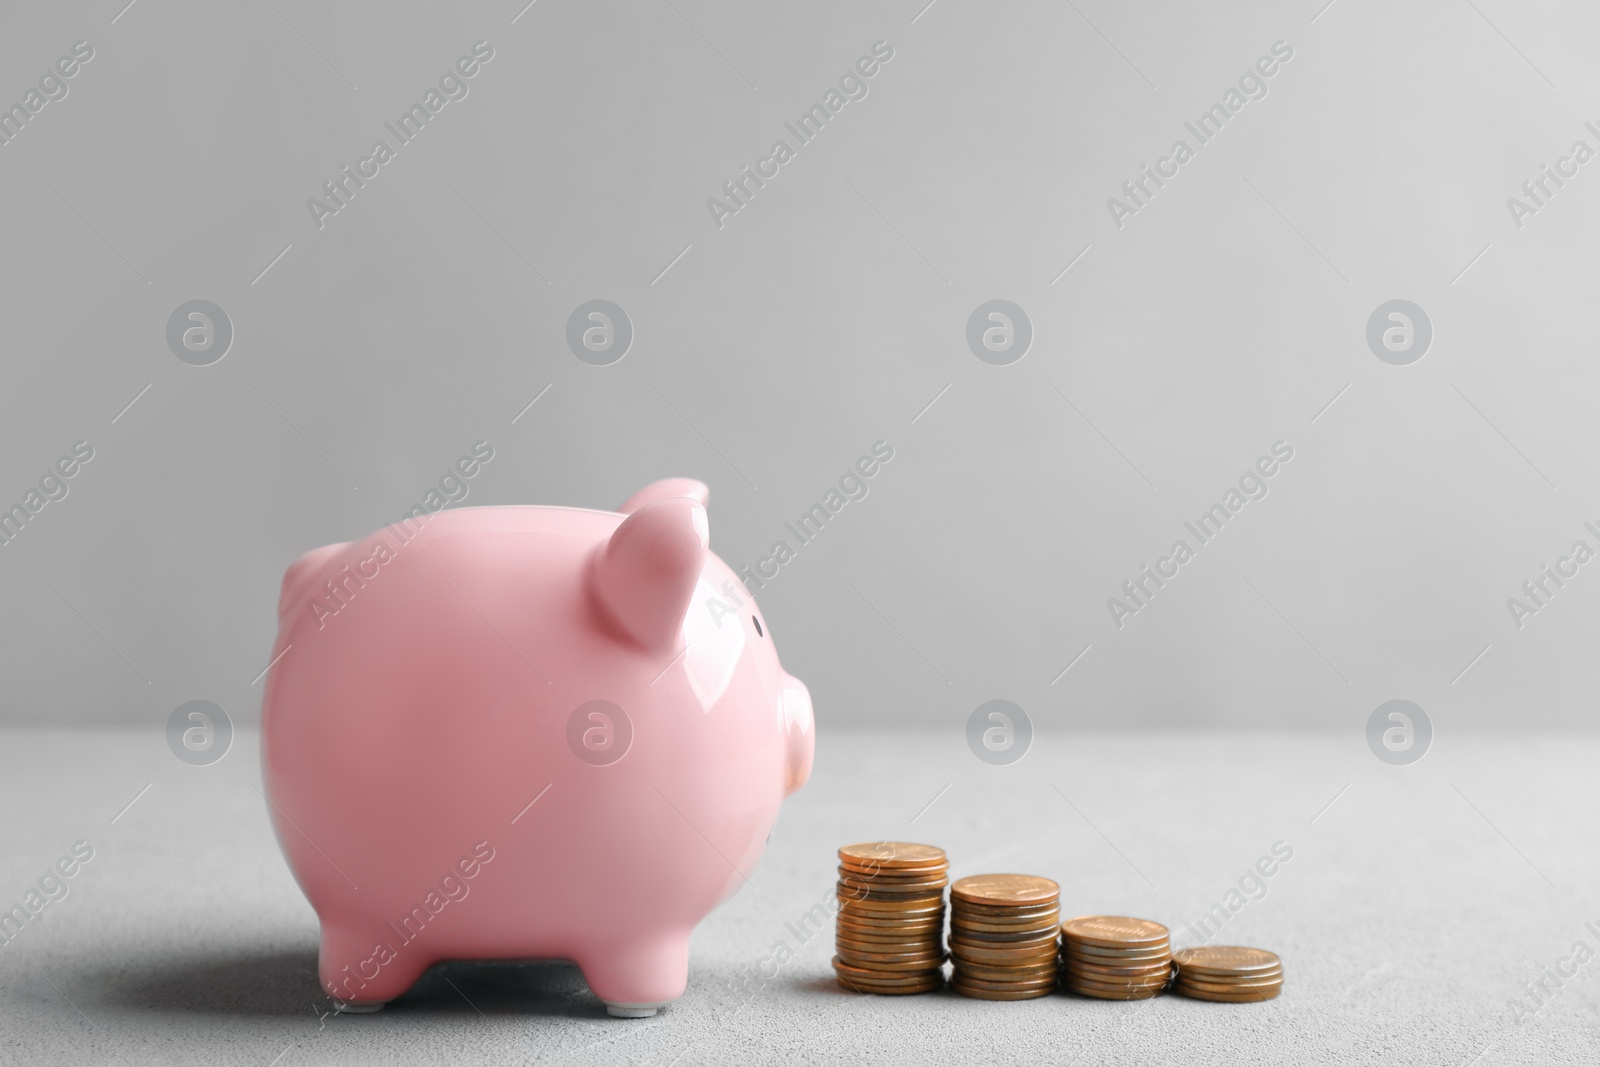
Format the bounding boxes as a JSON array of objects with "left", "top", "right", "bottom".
[
  {"left": 950, "top": 930, "right": 1059, "bottom": 949},
  {"left": 836, "top": 927, "right": 942, "bottom": 945},
  {"left": 838, "top": 867, "right": 949, "bottom": 882},
  {"left": 1175, "top": 967, "right": 1284, "bottom": 986},
  {"left": 951, "top": 916, "right": 1062, "bottom": 936},
  {"left": 1059, "top": 916, "right": 1169, "bottom": 948},
  {"left": 836, "top": 884, "right": 946, "bottom": 904},
  {"left": 954, "top": 960, "right": 1060, "bottom": 983},
  {"left": 836, "top": 954, "right": 948, "bottom": 973},
  {"left": 1171, "top": 946, "right": 1280, "bottom": 975},
  {"left": 838, "top": 902, "right": 947, "bottom": 921},
  {"left": 835, "top": 931, "right": 944, "bottom": 950},
  {"left": 838, "top": 870, "right": 947, "bottom": 889},
  {"left": 836, "top": 923, "right": 943, "bottom": 941},
  {"left": 836, "top": 975, "right": 945, "bottom": 996},
  {"left": 1063, "top": 971, "right": 1170, "bottom": 992},
  {"left": 951, "top": 928, "right": 1058, "bottom": 946},
  {"left": 838, "top": 843, "right": 947, "bottom": 870},
  {"left": 949, "top": 972, "right": 1058, "bottom": 992},
  {"left": 832, "top": 957, "right": 945, "bottom": 982},
  {"left": 837, "top": 907, "right": 945, "bottom": 923},
  {"left": 1174, "top": 978, "right": 1283, "bottom": 997},
  {"left": 951, "top": 921, "right": 1058, "bottom": 940},
  {"left": 836, "top": 907, "right": 945, "bottom": 924},
  {"left": 1173, "top": 983, "right": 1281, "bottom": 1003},
  {"left": 832, "top": 966, "right": 946, "bottom": 986},
  {"left": 951, "top": 899, "right": 1061, "bottom": 918},
  {"left": 949, "top": 942, "right": 1060, "bottom": 965},
  {"left": 950, "top": 874, "right": 1060, "bottom": 906},
  {"left": 951, "top": 982, "right": 1055, "bottom": 1001},
  {"left": 835, "top": 921, "right": 943, "bottom": 938},
  {"left": 1062, "top": 981, "right": 1163, "bottom": 1000},
  {"left": 832, "top": 953, "right": 940, "bottom": 966},
  {"left": 947, "top": 908, "right": 1062, "bottom": 927},
  {"left": 839, "top": 874, "right": 949, "bottom": 892},
  {"left": 1061, "top": 941, "right": 1170, "bottom": 960},
  {"left": 950, "top": 928, "right": 1059, "bottom": 946},
  {"left": 1061, "top": 956, "right": 1172, "bottom": 978}
]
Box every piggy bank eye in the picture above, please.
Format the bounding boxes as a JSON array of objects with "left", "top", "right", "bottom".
[{"left": 753, "top": 616, "right": 764, "bottom": 637}]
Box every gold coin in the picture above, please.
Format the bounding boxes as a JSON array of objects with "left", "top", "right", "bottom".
[
  {"left": 1172, "top": 983, "right": 1281, "bottom": 1003},
  {"left": 1060, "top": 957, "right": 1171, "bottom": 979},
  {"left": 1059, "top": 916, "right": 1169, "bottom": 948},
  {"left": 950, "top": 982, "right": 1055, "bottom": 1001},
  {"left": 835, "top": 975, "right": 945, "bottom": 996},
  {"left": 1061, "top": 981, "right": 1163, "bottom": 1000},
  {"left": 954, "top": 960, "right": 1060, "bottom": 983},
  {"left": 950, "top": 874, "right": 1060, "bottom": 906},
  {"left": 1175, "top": 978, "right": 1282, "bottom": 997},
  {"left": 1061, "top": 941, "right": 1170, "bottom": 960},
  {"left": 838, "top": 843, "right": 947, "bottom": 870},
  {"left": 1171, "top": 946, "right": 1280, "bottom": 975},
  {"left": 950, "top": 972, "right": 1058, "bottom": 992},
  {"left": 951, "top": 916, "right": 1061, "bottom": 936},
  {"left": 949, "top": 942, "right": 1059, "bottom": 964}
]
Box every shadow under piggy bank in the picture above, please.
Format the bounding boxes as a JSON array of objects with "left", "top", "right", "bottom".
[{"left": 101, "top": 947, "right": 614, "bottom": 1019}]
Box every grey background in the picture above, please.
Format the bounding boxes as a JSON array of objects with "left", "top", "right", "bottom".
[{"left": 3, "top": 0, "right": 1599, "bottom": 732}]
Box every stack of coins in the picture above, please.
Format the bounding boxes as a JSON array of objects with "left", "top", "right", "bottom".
[
  {"left": 832, "top": 842, "right": 948, "bottom": 996},
  {"left": 1058, "top": 916, "right": 1172, "bottom": 1000},
  {"left": 1171, "top": 946, "right": 1283, "bottom": 1002},
  {"left": 947, "top": 874, "right": 1061, "bottom": 1000}
]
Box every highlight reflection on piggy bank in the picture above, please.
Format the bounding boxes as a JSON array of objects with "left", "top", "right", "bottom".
[{"left": 261, "top": 478, "right": 814, "bottom": 1016}]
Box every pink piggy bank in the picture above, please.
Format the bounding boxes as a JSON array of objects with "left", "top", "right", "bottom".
[{"left": 261, "top": 478, "right": 814, "bottom": 1016}]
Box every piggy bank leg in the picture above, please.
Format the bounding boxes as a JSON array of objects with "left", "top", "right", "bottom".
[
  {"left": 317, "top": 925, "right": 430, "bottom": 1012},
  {"left": 577, "top": 935, "right": 690, "bottom": 1018}
]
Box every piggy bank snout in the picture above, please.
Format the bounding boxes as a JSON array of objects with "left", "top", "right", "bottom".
[{"left": 780, "top": 674, "right": 814, "bottom": 796}]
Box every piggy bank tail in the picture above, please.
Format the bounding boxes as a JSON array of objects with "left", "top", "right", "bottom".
[{"left": 278, "top": 543, "right": 349, "bottom": 617}]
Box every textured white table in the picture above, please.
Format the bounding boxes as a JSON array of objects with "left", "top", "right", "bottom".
[{"left": 1, "top": 726, "right": 1595, "bottom": 1065}]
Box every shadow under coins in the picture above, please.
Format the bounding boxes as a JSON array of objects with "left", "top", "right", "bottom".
[{"left": 96, "top": 947, "right": 616, "bottom": 1020}]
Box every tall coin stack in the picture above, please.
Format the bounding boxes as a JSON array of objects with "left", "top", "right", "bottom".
[
  {"left": 947, "top": 874, "right": 1061, "bottom": 1000},
  {"left": 1171, "top": 946, "right": 1283, "bottom": 1002},
  {"left": 832, "top": 842, "right": 948, "bottom": 996},
  {"left": 1058, "top": 916, "right": 1172, "bottom": 999}
]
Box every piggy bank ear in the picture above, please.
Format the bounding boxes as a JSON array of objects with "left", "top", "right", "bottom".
[
  {"left": 618, "top": 478, "right": 708, "bottom": 515},
  {"left": 591, "top": 497, "right": 709, "bottom": 649}
]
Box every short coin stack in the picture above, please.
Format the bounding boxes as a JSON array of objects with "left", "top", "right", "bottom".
[
  {"left": 1058, "top": 916, "right": 1172, "bottom": 1000},
  {"left": 832, "top": 842, "right": 948, "bottom": 995},
  {"left": 947, "top": 874, "right": 1061, "bottom": 1000},
  {"left": 1171, "top": 946, "right": 1283, "bottom": 1002}
]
